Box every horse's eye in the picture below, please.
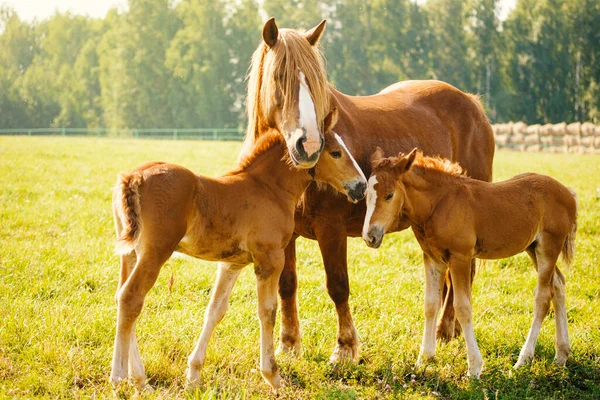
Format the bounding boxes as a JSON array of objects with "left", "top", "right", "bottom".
[
  {"left": 330, "top": 151, "right": 342, "bottom": 159},
  {"left": 385, "top": 193, "right": 394, "bottom": 201}
]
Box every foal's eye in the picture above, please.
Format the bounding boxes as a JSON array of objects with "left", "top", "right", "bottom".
[
  {"left": 330, "top": 151, "right": 342, "bottom": 159},
  {"left": 385, "top": 193, "right": 394, "bottom": 201}
]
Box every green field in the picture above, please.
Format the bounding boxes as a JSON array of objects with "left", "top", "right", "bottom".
[{"left": 1, "top": 136, "right": 599, "bottom": 399}]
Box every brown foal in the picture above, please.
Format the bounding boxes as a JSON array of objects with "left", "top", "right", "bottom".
[
  {"left": 109, "top": 110, "right": 367, "bottom": 390},
  {"left": 363, "top": 148, "right": 577, "bottom": 378}
]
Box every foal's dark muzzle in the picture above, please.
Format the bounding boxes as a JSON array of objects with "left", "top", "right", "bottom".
[{"left": 364, "top": 225, "right": 384, "bottom": 248}]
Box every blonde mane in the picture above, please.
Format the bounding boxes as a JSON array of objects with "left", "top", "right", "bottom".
[{"left": 242, "top": 27, "right": 330, "bottom": 158}]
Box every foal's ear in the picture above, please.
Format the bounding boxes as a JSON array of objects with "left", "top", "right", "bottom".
[
  {"left": 323, "top": 108, "right": 338, "bottom": 133},
  {"left": 305, "top": 20, "right": 326, "bottom": 46},
  {"left": 263, "top": 17, "right": 279, "bottom": 48},
  {"left": 371, "top": 146, "right": 385, "bottom": 168},
  {"left": 401, "top": 148, "right": 418, "bottom": 173}
]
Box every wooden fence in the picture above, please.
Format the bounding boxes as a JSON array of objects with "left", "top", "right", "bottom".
[{"left": 492, "top": 122, "right": 600, "bottom": 153}]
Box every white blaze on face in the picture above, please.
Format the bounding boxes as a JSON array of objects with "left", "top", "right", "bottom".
[
  {"left": 297, "top": 71, "right": 321, "bottom": 156},
  {"left": 334, "top": 133, "right": 367, "bottom": 183},
  {"left": 362, "top": 175, "right": 378, "bottom": 239}
]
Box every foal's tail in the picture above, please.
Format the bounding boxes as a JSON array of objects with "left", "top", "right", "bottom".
[
  {"left": 561, "top": 188, "right": 578, "bottom": 266},
  {"left": 113, "top": 171, "right": 144, "bottom": 255}
]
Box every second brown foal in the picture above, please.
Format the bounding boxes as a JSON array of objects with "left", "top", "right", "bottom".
[
  {"left": 363, "top": 148, "right": 577, "bottom": 378},
  {"left": 109, "top": 110, "right": 367, "bottom": 390}
]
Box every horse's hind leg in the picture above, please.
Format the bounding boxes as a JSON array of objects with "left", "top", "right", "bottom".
[
  {"left": 110, "top": 248, "right": 172, "bottom": 388},
  {"left": 515, "top": 233, "right": 562, "bottom": 368},
  {"left": 187, "top": 262, "right": 244, "bottom": 387},
  {"left": 437, "top": 259, "right": 474, "bottom": 341},
  {"left": 552, "top": 267, "right": 571, "bottom": 365},
  {"left": 115, "top": 252, "right": 146, "bottom": 385}
]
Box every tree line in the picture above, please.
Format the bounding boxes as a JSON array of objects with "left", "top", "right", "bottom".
[{"left": 0, "top": 0, "right": 598, "bottom": 129}]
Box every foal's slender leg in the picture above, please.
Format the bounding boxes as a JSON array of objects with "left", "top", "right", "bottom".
[
  {"left": 277, "top": 234, "right": 302, "bottom": 355},
  {"left": 450, "top": 255, "right": 483, "bottom": 378},
  {"left": 116, "top": 252, "right": 147, "bottom": 384},
  {"left": 515, "top": 235, "right": 562, "bottom": 368},
  {"left": 254, "top": 251, "right": 285, "bottom": 389},
  {"left": 187, "top": 262, "right": 244, "bottom": 387},
  {"left": 110, "top": 249, "right": 172, "bottom": 388},
  {"left": 552, "top": 267, "right": 571, "bottom": 365},
  {"left": 437, "top": 259, "right": 475, "bottom": 341},
  {"left": 313, "top": 221, "right": 359, "bottom": 363},
  {"left": 417, "top": 254, "right": 448, "bottom": 365}
]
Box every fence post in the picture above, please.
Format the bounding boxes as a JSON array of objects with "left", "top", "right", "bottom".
[
  {"left": 62, "top": 128, "right": 66, "bottom": 136},
  {"left": 173, "top": 129, "right": 177, "bottom": 140},
  {"left": 28, "top": 130, "right": 32, "bottom": 136},
  {"left": 213, "top": 130, "right": 218, "bottom": 140}
]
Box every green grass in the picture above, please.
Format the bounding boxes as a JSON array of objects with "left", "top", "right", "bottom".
[{"left": 1, "top": 136, "right": 599, "bottom": 399}]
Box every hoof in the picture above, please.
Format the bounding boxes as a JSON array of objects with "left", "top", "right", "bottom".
[
  {"left": 329, "top": 342, "right": 359, "bottom": 364},
  {"left": 261, "top": 370, "right": 282, "bottom": 390},
  {"left": 416, "top": 353, "right": 434, "bottom": 368},
  {"left": 514, "top": 353, "right": 533, "bottom": 369},
  {"left": 555, "top": 348, "right": 571, "bottom": 366}
]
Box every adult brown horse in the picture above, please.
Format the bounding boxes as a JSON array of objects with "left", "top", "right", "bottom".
[{"left": 241, "top": 17, "right": 495, "bottom": 362}]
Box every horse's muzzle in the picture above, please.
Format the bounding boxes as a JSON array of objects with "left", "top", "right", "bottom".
[
  {"left": 363, "top": 225, "right": 384, "bottom": 248},
  {"left": 288, "top": 130, "right": 324, "bottom": 168},
  {"left": 345, "top": 179, "right": 367, "bottom": 203}
]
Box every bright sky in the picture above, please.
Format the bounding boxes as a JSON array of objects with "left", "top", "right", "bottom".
[{"left": 5, "top": 0, "right": 518, "bottom": 22}]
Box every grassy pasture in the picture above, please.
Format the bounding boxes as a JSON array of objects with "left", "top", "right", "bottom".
[{"left": 0, "top": 136, "right": 599, "bottom": 399}]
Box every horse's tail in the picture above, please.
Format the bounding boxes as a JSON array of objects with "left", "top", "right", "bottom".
[
  {"left": 561, "top": 188, "right": 578, "bottom": 266},
  {"left": 113, "top": 171, "right": 144, "bottom": 255}
]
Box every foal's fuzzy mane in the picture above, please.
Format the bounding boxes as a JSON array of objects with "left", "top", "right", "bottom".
[
  {"left": 374, "top": 151, "right": 465, "bottom": 177},
  {"left": 242, "top": 27, "right": 330, "bottom": 159},
  {"left": 228, "top": 132, "right": 288, "bottom": 175}
]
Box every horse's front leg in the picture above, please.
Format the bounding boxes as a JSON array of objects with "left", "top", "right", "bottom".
[
  {"left": 254, "top": 250, "right": 285, "bottom": 390},
  {"left": 417, "top": 253, "right": 447, "bottom": 366},
  {"left": 187, "top": 262, "right": 244, "bottom": 387},
  {"left": 313, "top": 220, "right": 359, "bottom": 363},
  {"left": 276, "top": 234, "right": 302, "bottom": 355}
]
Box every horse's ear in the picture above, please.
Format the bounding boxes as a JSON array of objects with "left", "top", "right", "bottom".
[
  {"left": 371, "top": 146, "right": 385, "bottom": 168},
  {"left": 323, "top": 108, "right": 338, "bottom": 133},
  {"left": 305, "top": 19, "right": 326, "bottom": 46},
  {"left": 402, "top": 148, "right": 418, "bottom": 172},
  {"left": 263, "top": 17, "right": 279, "bottom": 48}
]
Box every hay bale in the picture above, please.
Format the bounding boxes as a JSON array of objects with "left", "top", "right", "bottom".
[
  {"left": 524, "top": 133, "right": 539, "bottom": 145},
  {"left": 594, "top": 136, "right": 600, "bottom": 148},
  {"left": 509, "top": 133, "right": 525, "bottom": 144},
  {"left": 566, "top": 122, "right": 581, "bottom": 136},
  {"left": 594, "top": 125, "right": 600, "bottom": 136},
  {"left": 564, "top": 135, "right": 580, "bottom": 147},
  {"left": 551, "top": 122, "right": 567, "bottom": 136},
  {"left": 513, "top": 121, "right": 527, "bottom": 135},
  {"left": 526, "top": 124, "right": 540, "bottom": 135},
  {"left": 526, "top": 144, "right": 541, "bottom": 152},
  {"left": 539, "top": 123, "right": 553, "bottom": 136},
  {"left": 495, "top": 134, "right": 510, "bottom": 146},
  {"left": 581, "top": 136, "right": 594, "bottom": 147},
  {"left": 581, "top": 122, "right": 595, "bottom": 136}
]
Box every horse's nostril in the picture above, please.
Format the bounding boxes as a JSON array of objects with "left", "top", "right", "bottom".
[{"left": 295, "top": 136, "right": 307, "bottom": 157}]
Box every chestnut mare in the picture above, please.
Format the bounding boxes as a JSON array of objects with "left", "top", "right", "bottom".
[
  {"left": 109, "top": 110, "right": 367, "bottom": 390},
  {"left": 241, "top": 18, "right": 495, "bottom": 362},
  {"left": 363, "top": 149, "right": 577, "bottom": 378}
]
